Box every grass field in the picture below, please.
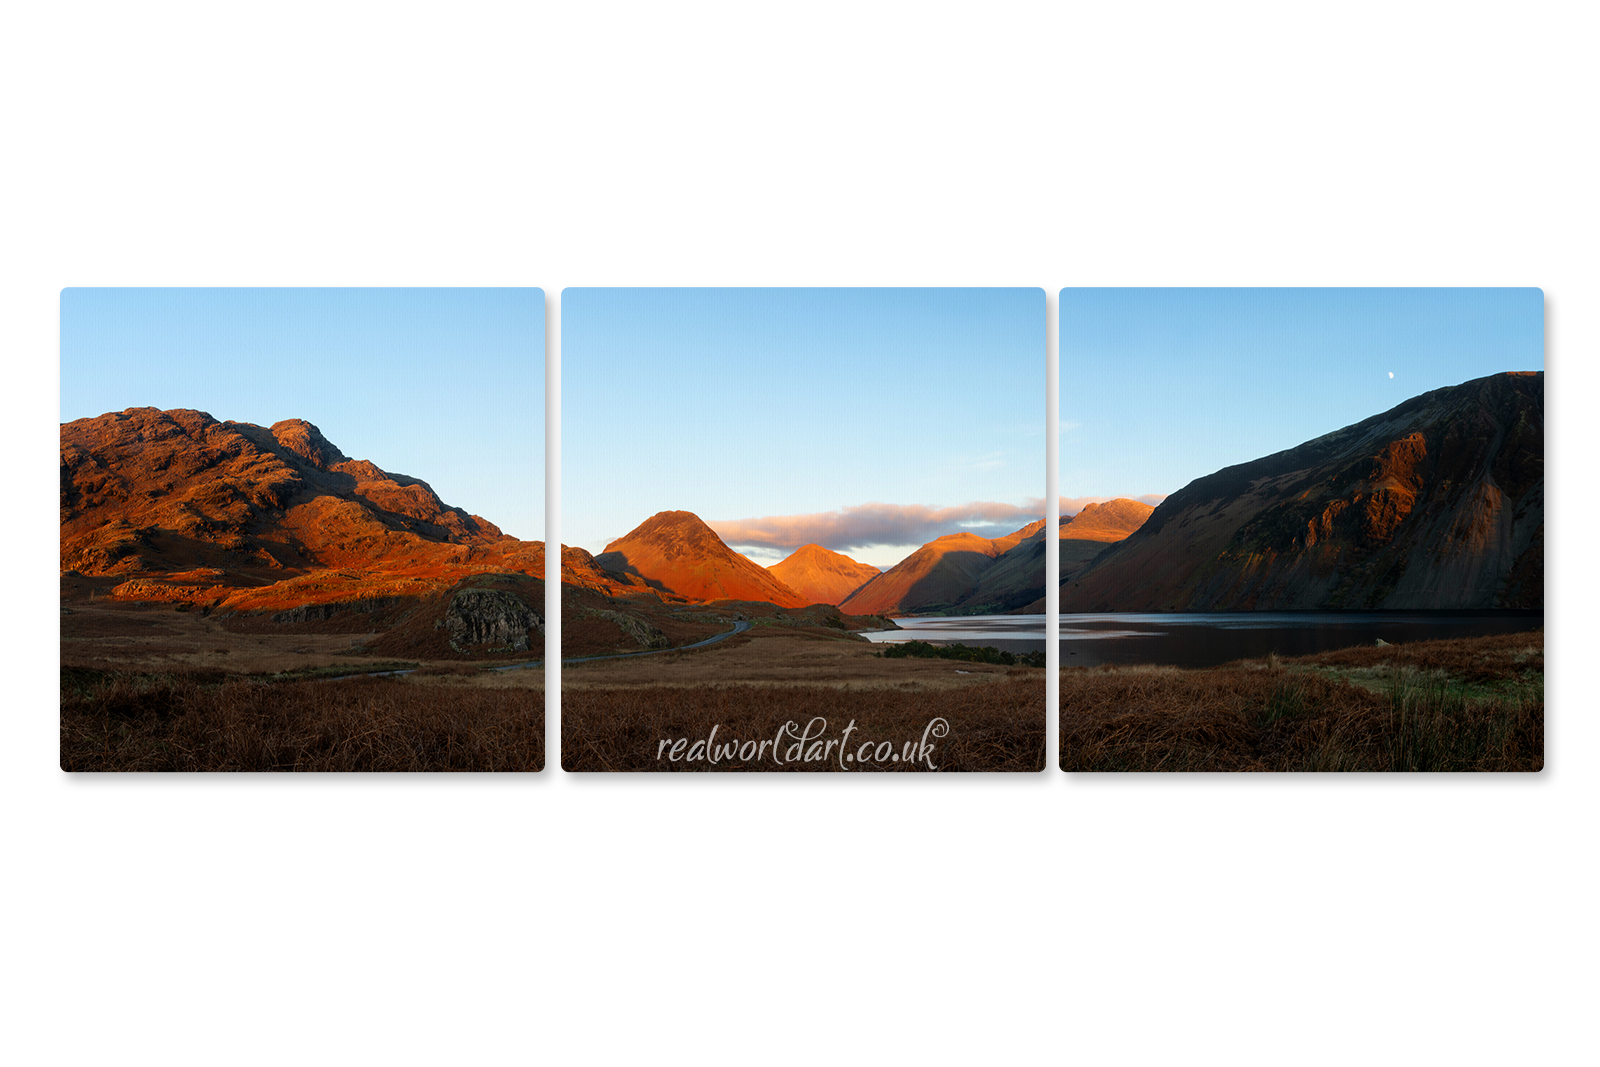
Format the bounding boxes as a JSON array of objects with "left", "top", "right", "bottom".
[
  {"left": 564, "top": 677, "right": 1044, "bottom": 772},
  {"left": 562, "top": 621, "right": 1046, "bottom": 771},
  {"left": 1059, "top": 630, "right": 1543, "bottom": 772},
  {"left": 61, "top": 667, "right": 544, "bottom": 771},
  {"left": 60, "top": 599, "right": 545, "bottom": 771}
]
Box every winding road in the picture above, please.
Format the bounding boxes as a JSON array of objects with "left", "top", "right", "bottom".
[{"left": 525, "top": 618, "right": 752, "bottom": 670}]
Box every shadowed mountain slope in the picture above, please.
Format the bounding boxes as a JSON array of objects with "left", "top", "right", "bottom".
[
  {"left": 767, "top": 544, "right": 881, "bottom": 606},
  {"left": 974, "top": 502, "right": 1157, "bottom": 615},
  {"left": 840, "top": 522, "right": 1048, "bottom": 616},
  {"left": 594, "top": 510, "right": 810, "bottom": 607},
  {"left": 955, "top": 520, "right": 1050, "bottom": 613},
  {"left": 968, "top": 504, "right": 1157, "bottom": 614},
  {"left": 1052, "top": 499, "right": 1159, "bottom": 585},
  {"left": 1060, "top": 372, "right": 1544, "bottom": 611}
]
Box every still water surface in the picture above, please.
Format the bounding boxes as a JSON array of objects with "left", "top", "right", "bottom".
[{"left": 861, "top": 612, "right": 1543, "bottom": 669}]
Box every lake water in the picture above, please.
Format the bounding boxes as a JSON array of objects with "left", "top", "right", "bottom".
[{"left": 861, "top": 612, "right": 1544, "bottom": 669}]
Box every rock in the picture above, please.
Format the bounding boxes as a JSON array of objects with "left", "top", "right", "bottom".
[
  {"left": 444, "top": 589, "right": 541, "bottom": 652},
  {"left": 270, "top": 419, "right": 348, "bottom": 470},
  {"left": 271, "top": 597, "right": 401, "bottom": 624},
  {"left": 273, "top": 603, "right": 342, "bottom": 624},
  {"left": 594, "top": 609, "right": 670, "bottom": 650}
]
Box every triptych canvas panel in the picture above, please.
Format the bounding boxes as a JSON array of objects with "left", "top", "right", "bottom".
[
  {"left": 59, "top": 289, "right": 548, "bottom": 771},
  {"left": 560, "top": 288, "right": 1046, "bottom": 771},
  {"left": 1057, "top": 289, "right": 1544, "bottom": 771},
  {"left": 58, "top": 287, "right": 1544, "bottom": 773}
]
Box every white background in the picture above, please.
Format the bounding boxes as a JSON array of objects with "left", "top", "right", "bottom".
[{"left": 5, "top": 2, "right": 1595, "bottom": 1064}]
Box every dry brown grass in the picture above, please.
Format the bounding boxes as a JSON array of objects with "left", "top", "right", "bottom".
[
  {"left": 61, "top": 598, "right": 548, "bottom": 679},
  {"left": 562, "top": 619, "right": 1046, "bottom": 771},
  {"left": 1060, "top": 630, "right": 1544, "bottom": 772},
  {"left": 62, "top": 600, "right": 384, "bottom": 674},
  {"left": 564, "top": 626, "right": 1020, "bottom": 690},
  {"left": 1289, "top": 629, "right": 1543, "bottom": 685},
  {"left": 564, "top": 678, "right": 1044, "bottom": 772},
  {"left": 61, "top": 668, "right": 544, "bottom": 772}
]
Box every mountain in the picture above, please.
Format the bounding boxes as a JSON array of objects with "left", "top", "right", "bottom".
[
  {"left": 838, "top": 532, "right": 996, "bottom": 615},
  {"left": 559, "top": 544, "right": 665, "bottom": 598},
  {"left": 766, "top": 544, "right": 880, "bottom": 606},
  {"left": 59, "top": 407, "right": 545, "bottom": 625},
  {"left": 1062, "top": 499, "right": 1155, "bottom": 543},
  {"left": 1006, "top": 499, "right": 1157, "bottom": 614},
  {"left": 1057, "top": 498, "right": 1157, "bottom": 577},
  {"left": 1059, "top": 372, "right": 1544, "bottom": 611},
  {"left": 594, "top": 510, "right": 810, "bottom": 607},
  {"left": 951, "top": 520, "right": 1049, "bottom": 613},
  {"left": 839, "top": 522, "right": 1045, "bottom": 616}
]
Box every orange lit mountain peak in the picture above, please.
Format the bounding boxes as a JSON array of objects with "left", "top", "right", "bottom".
[
  {"left": 767, "top": 543, "right": 881, "bottom": 606},
  {"left": 595, "top": 510, "right": 809, "bottom": 607}
]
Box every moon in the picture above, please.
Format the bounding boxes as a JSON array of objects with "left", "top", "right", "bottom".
[{"left": 1388, "top": 372, "right": 1394, "bottom": 379}]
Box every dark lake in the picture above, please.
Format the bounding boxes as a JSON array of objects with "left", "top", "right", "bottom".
[{"left": 861, "top": 612, "right": 1544, "bottom": 669}]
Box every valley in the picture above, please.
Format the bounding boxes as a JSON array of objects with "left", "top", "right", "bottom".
[{"left": 62, "top": 370, "right": 1544, "bottom": 773}]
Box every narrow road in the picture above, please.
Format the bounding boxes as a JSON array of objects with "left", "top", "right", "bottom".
[
  {"left": 319, "top": 619, "right": 752, "bottom": 680},
  {"left": 492, "top": 617, "right": 755, "bottom": 668},
  {"left": 546, "top": 618, "right": 752, "bottom": 668}
]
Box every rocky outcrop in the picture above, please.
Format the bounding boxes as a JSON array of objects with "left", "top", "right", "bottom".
[
  {"left": 593, "top": 609, "right": 670, "bottom": 650},
  {"left": 109, "top": 578, "right": 212, "bottom": 602},
  {"left": 270, "top": 419, "right": 348, "bottom": 470},
  {"left": 443, "top": 589, "right": 541, "bottom": 652},
  {"left": 270, "top": 597, "right": 403, "bottom": 624}
]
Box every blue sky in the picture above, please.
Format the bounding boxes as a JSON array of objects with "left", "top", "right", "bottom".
[
  {"left": 60, "top": 288, "right": 544, "bottom": 540},
  {"left": 563, "top": 288, "right": 1046, "bottom": 568},
  {"left": 1061, "top": 288, "right": 1545, "bottom": 501}
]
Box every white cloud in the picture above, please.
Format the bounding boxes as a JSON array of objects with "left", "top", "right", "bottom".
[{"left": 710, "top": 501, "right": 1045, "bottom": 554}]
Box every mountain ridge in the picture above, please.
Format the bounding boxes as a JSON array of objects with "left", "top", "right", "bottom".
[
  {"left": 841, "top": 525, "right": 1036, "bottom": 616},
  {"left": 1060, "top": 372, "right": 1544, "bottom": 611},
  {"left": 59, "top": 407, "right": 543, "bottom": 624}
]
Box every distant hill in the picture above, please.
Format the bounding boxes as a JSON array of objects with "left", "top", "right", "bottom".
[
  {"left": 767, "top": 543, "right": 880, "bottom": 606},
  {"left": 580, "top": 501, "right": 1158, "bottom": 618},
  {"left": 588, "top": 510, "right": 1136, "bottom": 617},
  {"left": 1050, "top": 499, "right": 1159, "bottom": 590},
  {"left": 976, "top": 502, "right": 1158, "bottom": 616},
  {"left": 1061, "top": 499, "right": 1155, "bottom": 543},
  {"left": 954, "top": 520, "right": 1051, "bottom": 613},
  {"left": 595, "top": 510, "right": 810, "bottom": 607},
  {"left": 839, "top": 520, "right": 1055, "bottom": 616},
  {"left": 1059, "top": 372, "right": 1544, "bottom": 611},
  {"left": 839, "top": 532, "right": 1005, "bottom": 615}
]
